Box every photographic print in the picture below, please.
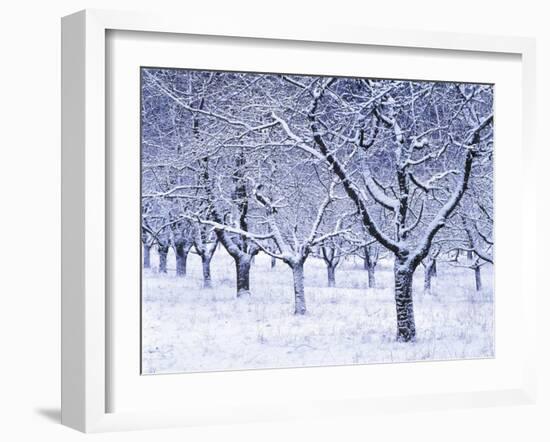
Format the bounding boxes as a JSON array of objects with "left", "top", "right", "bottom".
[{"left": 140, "top": 68, "right": 494, "bottom": 374}]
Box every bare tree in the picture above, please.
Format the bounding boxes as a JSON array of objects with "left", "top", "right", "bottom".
[
  {"left": 171, "top": 219, "right": 194, "bottom": 276},
  {"left": 421, "top": 245, "right": 440, "bottom": 295},
  {"left": 156, "top": 229, "right": 170, "bottom": 274},
  {"left": 141, "top": 228, "right": 154, "bottom": 269},
  {"left": 193, "top": 223, "right": 218, "bottom": 288},
  {"left": 141, "top": 69, "right": 493, "bottom": 341},
  {"left": 358, "top": 244, "right": 380, "bottom": 289},
  {"left": 271, "top": 78, "right": 493, "bottom": 341},
  {"left": 321, "top": 245, "right": 341, "bottom": 288},
  {"left": 251, "top": 174, "right": 349, "bottom": 314}
]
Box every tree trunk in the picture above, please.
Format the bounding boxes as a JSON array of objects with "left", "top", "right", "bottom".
[
  {"left": 174, "top": 244, "right": 190, "bottom": 277},
  {"left": 424, "top": 259, "right": 435, "bottom": 295},
  {"left": 202, "top": 256, "right": 213, "bottom": 288},
  {"left": 158, "top": 245, "right": 169, "bottom": 274},
  {"left": 394, "top": 259, "right": 416, "bottom": 342},
  {"left": 367, "top": 266, "right": 376, "bottom": 288},
  {"left": 271, "top": 256, "right": 276, "bottom": 268},
  {"left": 143, "top": 244, "right": 151, "bottom": 269},
  {"left": 196, "top": 240, "right": 217, "bottom": 288},
  {"left": 292, "top": 262, "right": 306, "bottom": 315},
  {"left": 424, "top": 264, "right": 432, "bottom": 294},
  {"left": 431, "top": 260, "right": 437, "bottom": 277},
  {"left": 363, "top": 246, "right": 377, "bottom": 288},
  {"left": 235, "top": 255, "right": 252, "bottom": 297},
  {"left": 475, "top": 265, "right": 482, "bottom": 291},
  {"left": 327, "top": 264, "right": 336, "bottom": 288}
]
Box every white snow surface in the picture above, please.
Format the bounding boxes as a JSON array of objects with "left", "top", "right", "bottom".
[{"left": 142, "top": 247, "right": 494, "bottom": 374}]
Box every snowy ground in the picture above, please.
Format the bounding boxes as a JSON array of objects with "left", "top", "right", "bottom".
[{"left": 142, "top": 247, "right": 494, "bottom": 374}]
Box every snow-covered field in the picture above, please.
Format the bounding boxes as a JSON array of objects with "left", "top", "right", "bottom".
[{"left": 142, "top": 247, "right": 494, "bottom": 374}]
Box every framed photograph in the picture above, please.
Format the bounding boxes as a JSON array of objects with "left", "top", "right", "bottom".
[{"left": 61, "top": 9, "right": 537, "bottom": 432}]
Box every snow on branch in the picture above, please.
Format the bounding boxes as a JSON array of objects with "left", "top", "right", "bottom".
[
  {"left": 183, "top": 214, "right": 274, "bottom": 242},
  {"left": 270, "top": 112, "right": 325, "bottom": 161},
  {"left": 145, "top": 70, "right": 262, "bottom": 132},
  {"left": 362, "top": 172, "right": 399, "bottom": 211}
]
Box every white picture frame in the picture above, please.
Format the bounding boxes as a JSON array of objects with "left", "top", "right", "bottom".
[{"left": 61, "top": 9, "right": 537, "bottom": 433}]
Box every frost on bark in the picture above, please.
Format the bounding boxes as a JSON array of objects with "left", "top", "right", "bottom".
[
  {"left": 327, "top": 265, "right": 336, "bottom": 288},
  {"left": 202, "top": 257, "right": 213, "bottom": 288},
  {"left": 423, "top": 258, "right": 436, "bottom": 295},
  {"left": 475, "top": 265, "right": 482, "bottom": 291},
  {"left": 194, "top": 226, "right": 218, "bottom": 288},
  {"left": 422, "top": 246, "right": 439, "bottom": 295},
  {"left": 174, "top": 242, "right": 191, "bottom": 276},
  {"left": 208, "top": 216, "right": 259, "bottom": 295},
  {"left": 235, "top": 255, "right": 252, "bottom": 297},
  {"left": 367, "top": 267, "right": 376, "bottom": 289},
  {"left": 321, "top": 246, "right": 340, "bottom": 288},
  {"left": 157, "top": 243, "right": 169, "bottom": 273},
  {"left": 291, "top": 261, "right": 306, "bottom": 315},
  {"left": 214, "top": 229, "right": 258, "bottom": 297},
  {"left": 172, "top": 221, "right": 194, "bottom": 277},
  {"left": 423, "top": 266, "right": 431, "bottom": 294},
  {"left": 394, "top": 257, "right": 416, "bottom": 342},
  {"left": 143, "top": 243, "right": 151, "bottom": 269},
  {"left": 151, "top": 226, "right": 171, "bottom": 274},
  {"left": 141, "top": 229, "right": 154, "bottom": 269},
  {"left": 362, "top": 246, "right": 379, "bottom": 289},
  {"left": 460, "top": 215, "right": 488, "bottom": 292}
]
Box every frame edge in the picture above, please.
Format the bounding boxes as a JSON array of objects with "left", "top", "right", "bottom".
[
  {"left": 61, "top": 8, "right": 538, "bottom": 432},
  {"left": 61, "top": 10, "right": 87, "bottom": 432}
]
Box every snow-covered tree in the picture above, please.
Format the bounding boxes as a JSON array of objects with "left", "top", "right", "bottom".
[
  {"left": 141, "top": 68, "right": 493, "bottom": 341},
  {"left": 270, "top": 78, "right": 493, "bottom": 341}
]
